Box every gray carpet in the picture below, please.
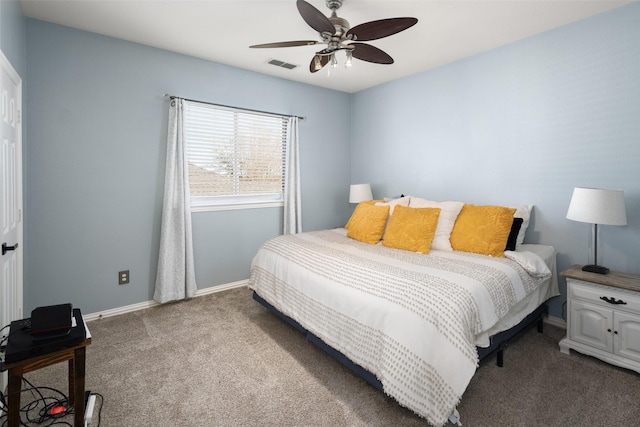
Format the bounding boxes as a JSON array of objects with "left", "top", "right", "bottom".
[{"left": 18, "top": 287, "right": 640, "bottom": 426}]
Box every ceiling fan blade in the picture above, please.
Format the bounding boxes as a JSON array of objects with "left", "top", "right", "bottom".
[
  {"left": 347, "top": 17, "right": 418, "bottom": 41},
  {"left": 350, "top": 43, "right": 394, "bottom": 64},
  {"left": 250, "top": 40, "right": 320, "bottom": 48},
  {"left": 309, "top": 55, "right": 330, "bottom": 73},
  {"left": 297, "top": 0, "right": 335, "bottom": 34}
]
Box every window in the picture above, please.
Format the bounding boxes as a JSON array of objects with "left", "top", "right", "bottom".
[{"left": 184, "top": 101, "right": 288, "bottom": 211}]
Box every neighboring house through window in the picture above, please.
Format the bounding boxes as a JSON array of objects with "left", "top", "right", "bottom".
[{"left": 184, "top": 100, "right": 288, "bottom": 211}]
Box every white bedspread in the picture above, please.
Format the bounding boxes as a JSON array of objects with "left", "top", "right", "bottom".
[{"left": 249, "top": 228, "right": 553, "bottom": 426}]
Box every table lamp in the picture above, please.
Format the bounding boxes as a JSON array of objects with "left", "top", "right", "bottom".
[
  {"left": 349, "top": 183, "right": 373, "bottom": 203},
  {"left": 566, "top": 187, "right": 627, "bottom": 274}
]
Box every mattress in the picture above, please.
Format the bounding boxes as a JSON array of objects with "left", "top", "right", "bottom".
[
  {"left": 249, "top": 228, "right": 556, "bottom": 426},
  {"left": 477, "top": 243, "right": 559, "bottom": 346}
]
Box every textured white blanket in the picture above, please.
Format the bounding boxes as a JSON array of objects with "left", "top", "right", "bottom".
[{"left": 249, "top": 229, "right": 552, "bottom": 426}]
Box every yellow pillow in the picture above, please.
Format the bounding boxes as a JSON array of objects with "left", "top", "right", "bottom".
[
  {"left": 450, "top": 204, "right": 517, "bottom": 257},
  {"left": 345, "top": 200, "right": 384, "bottom": 229},
  {"left": 375, "top": 197, "right": 411, "bottom": 239},
  {"left": 346, "top": 203, "right": 390, "bottom": 244},
  {"left": 382, "top": 205, "right": 441, "bottom": 254}
]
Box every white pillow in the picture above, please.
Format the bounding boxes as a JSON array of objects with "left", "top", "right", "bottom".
[
  {"left": 504, "top": 250, "right": 550, "bottom": 277},
  {"left": 408, "top": 197, "right": 464, "bottom": 251},
  {"left": 376, "top": 196, "right": 411, "bottom": 238},
  {"left": 511, "top": 205, "right": 533, "bottom": 245}
]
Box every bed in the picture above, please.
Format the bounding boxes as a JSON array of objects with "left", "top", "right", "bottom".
[{"left": 249, "top": 197, "right": 558, "bottom": 426}]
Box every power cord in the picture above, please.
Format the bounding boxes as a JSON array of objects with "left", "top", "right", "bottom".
[
  {"left": 0, "top": 378, "right": 104, "bottom": 426},
  {"left": 0, "top": 324, "right": 10, "bottom": 361},
  {"left": 19, "top": 378, "right": 72, "bottom": 426},
  {"left": 0, "top": 390, "right": 7, "bottom": 416}
]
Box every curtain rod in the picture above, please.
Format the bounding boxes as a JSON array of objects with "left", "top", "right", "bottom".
[{"left": 163, "top": 93, "right": 305, "bottom": 120}]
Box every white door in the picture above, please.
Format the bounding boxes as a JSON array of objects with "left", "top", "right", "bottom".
[{"left": 1, "top": 50, "right": 23, "bottom": 391}]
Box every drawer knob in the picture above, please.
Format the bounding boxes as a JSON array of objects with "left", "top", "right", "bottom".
[{"left": 600, "top": 296, "right": 627, "bottom": 305}]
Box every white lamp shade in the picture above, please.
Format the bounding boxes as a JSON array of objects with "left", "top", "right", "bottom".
[
  {"left": 566, "top": 187, "right": 627, "bottom": 226},
  {"left": 349, "top": 183, "right": 373, "bottom": 203}
]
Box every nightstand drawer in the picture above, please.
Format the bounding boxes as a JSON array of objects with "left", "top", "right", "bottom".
[{"left": 570, "top": 280, "right": 640, "bottom": 312}]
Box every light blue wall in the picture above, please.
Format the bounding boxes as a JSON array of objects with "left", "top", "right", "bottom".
[
  {"left": 0, "top": 0, "right": 26, "bottom": 76},
  {"left": 351, "top": 3, "right": 640, "bottom": 320},
  {"left": 24, "top": 19, "right": 351, "bottom": 314}
]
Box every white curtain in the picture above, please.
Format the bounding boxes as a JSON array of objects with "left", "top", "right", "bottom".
[
  {"left": 154, "top": 98, "right": 197, "bottom": 303},
  {"left": 284, "top": 116, "right": 302, "bottom": 234}
]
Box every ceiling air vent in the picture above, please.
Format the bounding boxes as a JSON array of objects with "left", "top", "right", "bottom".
[{"left": 267, "top": 59, "right": 298, "bottom": 70}]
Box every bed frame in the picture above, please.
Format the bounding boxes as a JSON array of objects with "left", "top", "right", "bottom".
[{"left": 253, "top": 290, "right": 547, "bottom": 392}]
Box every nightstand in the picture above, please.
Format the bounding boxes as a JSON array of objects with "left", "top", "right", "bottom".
[{"left": 559, "top": 265, "right": 640, "bottom": 373}]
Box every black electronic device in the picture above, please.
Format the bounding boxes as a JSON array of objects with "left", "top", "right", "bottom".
[
  {"left": 30, "top": 303, "right": 73, "bottom": 340},
  {"left": 3, "top": 308, "right": 86, "bottom": 364},
  {"left": 582, "top": 264, "right": 610, "bottom": 275}
]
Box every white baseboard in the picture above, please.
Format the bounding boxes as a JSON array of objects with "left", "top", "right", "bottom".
[
  {"left": 544, "top": 315, "right": 566, "bottom": 329},
  {"left": 83, "top": 280, "right": 249, "bottom": 322}
]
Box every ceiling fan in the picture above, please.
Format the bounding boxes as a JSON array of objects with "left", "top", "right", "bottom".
[{"left": 250, "top": 0, "right": 418, "bottom": 73}]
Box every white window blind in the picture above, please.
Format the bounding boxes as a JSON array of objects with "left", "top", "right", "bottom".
[{"left": 184, "top": 100, "right": 288, "bottom": 210}]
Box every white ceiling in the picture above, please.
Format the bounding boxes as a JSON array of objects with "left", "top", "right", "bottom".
[{"left": 20, "top": 0, "right": 632, "bottom": 93}]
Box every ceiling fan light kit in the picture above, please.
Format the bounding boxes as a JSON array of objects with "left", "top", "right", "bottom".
[{"left": 250, "top": 0, "right": 418, "bottom": 74}]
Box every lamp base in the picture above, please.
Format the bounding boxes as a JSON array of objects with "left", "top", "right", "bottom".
[{"left": 582, "top": 264, "right": 610, "bottom": 275}]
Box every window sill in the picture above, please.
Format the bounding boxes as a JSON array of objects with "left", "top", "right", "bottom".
[{"left": 191, "top": 201, "right": 284, "bottom": 212}]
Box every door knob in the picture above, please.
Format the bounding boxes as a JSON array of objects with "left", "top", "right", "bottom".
[{"left": 2, "top": 242, "right": 18, "bottom": 255}]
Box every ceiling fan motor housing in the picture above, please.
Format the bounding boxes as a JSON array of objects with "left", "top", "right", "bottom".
[
  {"left": 329, "top": 16, "right": 350, "bottom": 37},
  {"left": 326, "top": 0, "right": 343, "bottom": 11}
]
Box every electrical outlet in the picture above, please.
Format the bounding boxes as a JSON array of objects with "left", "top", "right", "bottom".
[{"left": 119, "top": 270, "right": 130, "bottom": 285}]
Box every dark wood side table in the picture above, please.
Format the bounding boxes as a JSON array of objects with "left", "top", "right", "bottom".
[{"left": 1, "top": 325, "right": 91, "bottom": 427}]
